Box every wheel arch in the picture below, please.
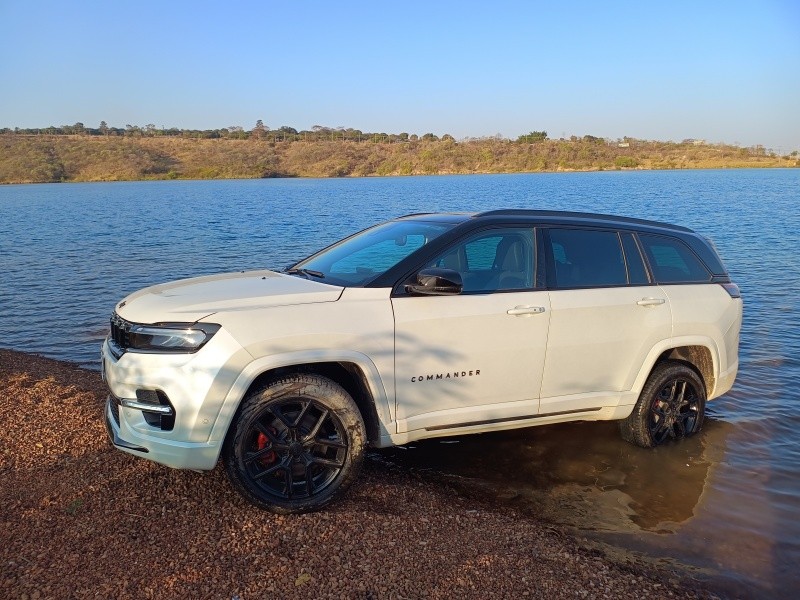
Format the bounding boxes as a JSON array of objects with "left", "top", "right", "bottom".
[
  {"left": 633, "top": 338, "right": 720, "bottom": 400},
  {"left": 244, "top": 362, "right": 382, "bottom": 444},
  {"left": 210, "top": 350, "right": 393, "bottom": 454},
  {"left": 656, "top": 346, "right": 715, "bottom": 398}
]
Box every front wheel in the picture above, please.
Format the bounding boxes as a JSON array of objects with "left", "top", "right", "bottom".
[
  {"left": 223, "top": 374, "right": 366, "bottom": 513},
  {"left": 620, "top": 361, "right": 706, "bottom": 448}
]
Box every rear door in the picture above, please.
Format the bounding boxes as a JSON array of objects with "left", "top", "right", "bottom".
[{"left": 539, "top": 228, "right": 672, "bottom": 413}]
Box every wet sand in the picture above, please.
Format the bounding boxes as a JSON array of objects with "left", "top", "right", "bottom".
[{"left": 0, "top": 348, "right": 720, "bottom": 599}]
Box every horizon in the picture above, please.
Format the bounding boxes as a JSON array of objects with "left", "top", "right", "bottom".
[{"left": 1, "top": 1, "right": 798, "bottom": 152}]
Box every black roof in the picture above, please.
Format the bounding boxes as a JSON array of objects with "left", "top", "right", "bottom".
[{"left": 398, "top": 210, "right": 693, "bottom": 233}]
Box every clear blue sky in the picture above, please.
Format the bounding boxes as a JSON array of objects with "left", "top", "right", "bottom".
[{"left": 1, "top": 0, "right": 798, "bottom": 150}]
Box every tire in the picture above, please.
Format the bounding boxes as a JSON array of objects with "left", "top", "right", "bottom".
[
  {"left": 620, "top": 361, "right": 706, "bottom": 448},
  {"left": 223, "top": 373, "right": 366, "bottom": 514}
]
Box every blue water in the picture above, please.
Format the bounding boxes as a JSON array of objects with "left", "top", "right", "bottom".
[{"left": 1, "top": 171, "right": 798, "bottom": 597}]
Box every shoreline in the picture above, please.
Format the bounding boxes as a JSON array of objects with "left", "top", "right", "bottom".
[
  {"left": 1, "top": 164, "right": 797, "bottom": 187},
  {"left": 0, "top": 348, "right": 721, "bottom": 598}
]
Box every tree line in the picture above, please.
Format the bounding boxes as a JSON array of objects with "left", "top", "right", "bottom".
[
  {"left": 0, "top": 121, "right": 657, "bottom": 147},
  {"left": 1, "top": 121, "right": 463, "bottom": 143},
  {"left": 5, "top": 122, "right": 790, "bottom": 158}
]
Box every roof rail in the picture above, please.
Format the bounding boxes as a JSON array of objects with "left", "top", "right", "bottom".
[{"left": 474, "top": 209, "right": 691, "bottom": 232}]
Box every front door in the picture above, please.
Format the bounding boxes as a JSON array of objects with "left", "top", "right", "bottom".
[{"left": 392, "top": 227, "right": 551, "bottom": 433}]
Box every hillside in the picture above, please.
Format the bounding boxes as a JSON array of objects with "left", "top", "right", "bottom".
[{"left": 0, "top": 134, "right": 795, "bottom": 184}]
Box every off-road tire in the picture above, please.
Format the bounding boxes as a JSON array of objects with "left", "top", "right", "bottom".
[
  {"left": 620, "top": 361, "right": 706, "bottom": 448},
  {"left": 223, "top": 373, "right": 366, "bottom": 514}
]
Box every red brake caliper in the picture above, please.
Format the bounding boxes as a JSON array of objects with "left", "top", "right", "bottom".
[{"left": 256, "top": 431, "right": 277, "bottom": 466}]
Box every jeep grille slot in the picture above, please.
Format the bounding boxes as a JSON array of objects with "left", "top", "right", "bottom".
[{"left": 110, "top": 313, "right": 132, "bottom": 351}]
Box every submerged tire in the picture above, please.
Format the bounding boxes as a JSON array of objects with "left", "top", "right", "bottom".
[
  {"left": 620, "top": 361, "right": 706, "bottom": 448},
  {"left": 223, "top": 374, "right": 366, "bottom": 514}
]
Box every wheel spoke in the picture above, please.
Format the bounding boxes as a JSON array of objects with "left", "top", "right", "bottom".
[
  {"left": 651, "top": 404, "right": 667, "bottom": 419},
  {"left": 674, "top": 381, "right": 687, "bottom": 409},
  {"left": 674, "top": 417, "right": 687, "bottom": 437},
  {"left": 245, "top": 446, "right": 278, "bottom": 464},
  {"left": 293, "top": 400, "right": 312, "bottom": 428},
  {"left": 303, "top": 409, "right": 330, "bottom": 442},
  {"left": 651, "top": 421, "right": 671, "bottom": 444},
  {"left": 304, "top": 461, "right": 315, "bottom": 496},
  {"left": 251, "top": 460, "right": 286, "bottom": 481},
  {"left": 271, "top": 405, "right": 294, "bottom": 429},
  {"left": 665, "top": 381, "right": 678, "bottom": 403},
  {"left": 284, "top": 464, "right": 294, "bottom": 499}
]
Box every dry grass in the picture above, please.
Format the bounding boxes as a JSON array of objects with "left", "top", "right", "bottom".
[{"left": 0, "top": 135, "right": 795, "bottom": 184}]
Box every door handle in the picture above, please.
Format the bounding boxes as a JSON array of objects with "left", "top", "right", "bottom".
[
  {"left": 636, "top": 298, "right": 666, "bottom": 307},
  {"left": 507, "top": 305, "right": 546, "bottom": 316}
]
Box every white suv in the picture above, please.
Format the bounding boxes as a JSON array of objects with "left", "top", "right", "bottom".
[{"left": 102, "top": 210, "right": 742, "bottom": 513}]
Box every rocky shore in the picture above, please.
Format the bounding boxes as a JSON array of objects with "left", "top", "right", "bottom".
[{"left": 0, "top": 348, "right": 719, "bottom": 599}]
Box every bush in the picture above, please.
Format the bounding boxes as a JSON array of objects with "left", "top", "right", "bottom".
[{"left": 614, "top": 156, "right": 639, "bottom": 168}]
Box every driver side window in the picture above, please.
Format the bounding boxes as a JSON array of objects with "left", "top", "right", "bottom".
[{"left": 429, "top": 228, "right": 535, "bottom": 293}]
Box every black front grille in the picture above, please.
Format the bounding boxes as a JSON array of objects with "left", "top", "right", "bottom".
[{"left": 109, "top": 313, "right": 132, "bottom": 352}]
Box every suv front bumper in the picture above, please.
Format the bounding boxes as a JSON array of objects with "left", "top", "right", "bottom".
[
  {"left": 100, "top": 328, "right": 253, "bottom": 470},
  {"left": 104, "top": 393, "right": 222, "bottom": 469}
]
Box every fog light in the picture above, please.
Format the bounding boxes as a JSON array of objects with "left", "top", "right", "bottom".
[{"left": 119, "top": 390, "right": 176, "bottom": 430}]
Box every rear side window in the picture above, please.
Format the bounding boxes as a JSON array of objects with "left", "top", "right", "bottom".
[
  {"left": 638, "top": 234, "right": 711, "bottom": 283},
  {"left": 549, "top": 229, "right": 627, "bottom": 288}
]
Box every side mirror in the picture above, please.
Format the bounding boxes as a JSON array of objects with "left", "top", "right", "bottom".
[{"left": 406, "top": 268, "right": 463, "bottom": 296}]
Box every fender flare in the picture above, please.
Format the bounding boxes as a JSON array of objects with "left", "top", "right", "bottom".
[
  {"left": 630, "top": 336, "right": 721, "bottom": 400},
  {"left": 206, "top": 349, "right": 393, "bottom": 447}
]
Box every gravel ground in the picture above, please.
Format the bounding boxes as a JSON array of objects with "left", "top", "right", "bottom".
[{"left": 0, "top": 349, "right": 720, "bottom": 600}]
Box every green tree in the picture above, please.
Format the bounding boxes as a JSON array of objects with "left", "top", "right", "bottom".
[{"left": 517, "top": 131, "right": 548, "bottom": 143}]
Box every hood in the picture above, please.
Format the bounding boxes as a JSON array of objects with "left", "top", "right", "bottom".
[{"left": 115, "top": 270, "right": 343, "bottom": 324}]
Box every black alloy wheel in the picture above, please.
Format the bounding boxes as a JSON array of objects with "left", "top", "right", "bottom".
[
  {"left": 648, "top": 377, "right": 702, "bottom": 444},
  {"left": 620, "top": 361, "right": 706, "bottom": 448},
  {"left": 223, "top": 374, "right": 366, "bottom": 513}
]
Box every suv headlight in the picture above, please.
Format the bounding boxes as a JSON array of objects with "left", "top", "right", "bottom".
[
  {"left": 108, "top": 314, "right": 221, "bottom": 358},
  {"left": 127, "top": 322, "right": 220, "bottom": 353}
]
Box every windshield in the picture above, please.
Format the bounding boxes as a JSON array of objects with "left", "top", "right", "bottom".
[{"left": 291, "top": 220, "right": 454, "bottom": 286}]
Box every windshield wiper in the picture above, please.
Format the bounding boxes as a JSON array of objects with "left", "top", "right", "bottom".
[{"left": 283, "top": 267, "right": 325, "bottom": 279}]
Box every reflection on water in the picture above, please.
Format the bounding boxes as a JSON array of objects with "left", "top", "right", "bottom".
[
  {"left": 375, "top": 413, "right": 795, "bottom": 597},
  {"left": 375, "top": 418, "right": 728, "bottom": 534}
]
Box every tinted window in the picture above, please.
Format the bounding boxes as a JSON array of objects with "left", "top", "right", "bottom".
[
  {"left": 429, "top": 228, "right": 535, "bottom": 293},
  {"left": 638, "top": 234, "right": 711, "bottom": 283},
  {"left": 549, "top": 229, "right": 627, "bottom": 288},
  {"left": 621, "top": 233, "right": 650, "bottom": 285}
]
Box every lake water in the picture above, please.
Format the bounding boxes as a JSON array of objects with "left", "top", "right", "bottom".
[{"left": 1, "top": 171, "right": 798, "bottom": 597}]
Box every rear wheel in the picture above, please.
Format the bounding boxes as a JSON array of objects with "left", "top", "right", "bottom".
[
  {"left": 223, "top": 374, "right": 366, "bottom": 513},
  {"left": 620, "top": 361, "right": 706, "bottom": 448}
]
